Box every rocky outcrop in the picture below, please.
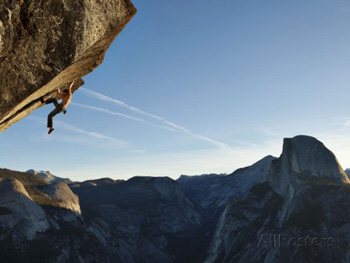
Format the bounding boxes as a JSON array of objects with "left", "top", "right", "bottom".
[
  {"left": 179, "top": 155, "right": 275, "bottom": 205},
  {"left": 178, "top": 155, "right": 275, "bottom": 223},
  {"left": 268, "top": 135, "right": 349, "bottom": 197},
  {"left": 204, "top": 135, "right": 350, "bottom": 263},
  {"left": 42, "top": 182, "right": 80, "bottom": 214},
  {"left": 0, "top": 0, "right": 136, "bottom": 132},
  {"left": 0, "top": 178, "right": 49, "bottom": 242}
]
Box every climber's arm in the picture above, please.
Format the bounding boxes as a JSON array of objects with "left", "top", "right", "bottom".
[{"left": 68, "top": 81, "right": 74, "bottom": 95}]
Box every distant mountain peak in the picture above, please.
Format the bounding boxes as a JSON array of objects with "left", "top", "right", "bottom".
[
  {"left": 26, "top": 169, "right": 72, "bottom": 185},
  {"left": 268, "top": 135, "right": 349, "bottom": 196}
]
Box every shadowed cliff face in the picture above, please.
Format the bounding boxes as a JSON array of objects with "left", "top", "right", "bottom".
[
  {"left": 268, "top": 135, "right": 349, "bottom": 197},
  {"left": 0, "top": 0, "right": 136, "bottom": 132},
  {"left": 204, "top": 136, "right": 350, "bottom": 263}
]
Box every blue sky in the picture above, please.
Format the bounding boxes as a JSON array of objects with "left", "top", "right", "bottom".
[{"left": 1, "top": 0, "right": 350, "bottom": 181}]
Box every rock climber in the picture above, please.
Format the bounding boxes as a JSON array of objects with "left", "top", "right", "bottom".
[{"left": 43, "top": 80, "right": 74, "bottom": 134}]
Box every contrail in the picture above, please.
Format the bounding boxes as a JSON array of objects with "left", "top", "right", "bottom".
[
  {"left": 80, "top": 88, "right": 231, "bottom": 150},
  {"left": 72, "top": 102, "right": 175, "bottom": 131},
  {"left": 80, "top": 88, "right": 162, "bottom": 120}
]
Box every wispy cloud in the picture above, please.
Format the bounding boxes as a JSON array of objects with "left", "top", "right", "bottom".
[
  {"left": 71, "top": 102, "right": 175, "bottom": 131},
  {"left": 80, "top": 88, "right": 231, "bottom": 150},
  {"left": 163, "top": 119, "right": 230, "bottom": 149},
  {"left": 80, "top": 88, "right": 163, "bottom": 120}
]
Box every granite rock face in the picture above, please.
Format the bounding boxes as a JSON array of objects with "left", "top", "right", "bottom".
[
  {"left": 178, "top": 155, "right": 275, "bottom": 209},
  {"left": 178, "top": 155, "right": 275, "bottom": 226},
  {"left": 204, "top": 135, "right": 350, "bottom": 263},
  {"left": 0, "top": 178, "right": 49, "bottom": 242},
  {"left": 42, "top": 182, "right": 81, "bottom": 214},
  {"left": 0, "top": 0, "right": 136, "bottom": 132},
  {"left": 268, "top": 135, "right": 349, "bottom": 197}
]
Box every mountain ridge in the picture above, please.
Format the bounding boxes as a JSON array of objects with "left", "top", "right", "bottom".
[{"left": 1, "top": 135, "right": 350, "bottom": 262}]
